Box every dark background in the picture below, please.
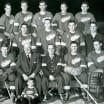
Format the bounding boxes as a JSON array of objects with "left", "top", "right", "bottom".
[{"left": 0, "top": 0, "right": 104, "bottom": 21}]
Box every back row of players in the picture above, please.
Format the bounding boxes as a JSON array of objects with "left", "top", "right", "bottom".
[{"left": 0, "top": 0, "right": 104, "bottom": 102}]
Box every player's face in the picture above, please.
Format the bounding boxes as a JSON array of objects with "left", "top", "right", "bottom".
[
  {"left": 68, "top": 22, "right": 76, "bottom": 32},
  {"left": 21, "top": 25, "right": 28, "bottom": 34},
  {"left": 48, "top": 45, "right": 55, "bottom": 55},
  {"left": 21, "top": 2, "right": 28, "bottom": 11},
  {"left": 44, "top": 20, "right": 51, "bottom": 28},
  {"left": 5, "top": 5, "right": 11, "bottom": 14},
  {"left": 71, "top": 43, "right": 78, "bottom": 53},
  {"left": 93, "top": 41, "right": 101, "bottom": 51},
  {"left": 81, "top": 3, "right": 89, "bottom": 12},
  {"left": 24, "top": 44, "right": 31, "bottom": 55},
  {"left": 1, "top": 47, "right": 8, "bottom": 56},
  {"left": 61, "top": 4, "right": 67, "bottom": 12},
  {"left": 39, "top": 2, "right": 47, "bottom": 11},
  {"left": 90, "top": 23, "right": 97, "bottom": 33}
]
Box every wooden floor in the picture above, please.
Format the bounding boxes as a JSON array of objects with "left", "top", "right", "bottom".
[{"left": 1, "top": 94, "right": 104, "bottom": 104}]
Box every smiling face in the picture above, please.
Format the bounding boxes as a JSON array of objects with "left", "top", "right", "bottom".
[
  {"left": 93, "top": 41, "right": 102, "bottom": 51},
  {"left": 1, "top": 46, "right": 8, "bottom": 57},
  {"left": 21, "top": 24, "right": 28, "bottom": 35},
  {"left": 90, "top": 23, "right": 97, "bottom": 33},
  {"left": 70, "top": 42, "right": 78, "bottom": 53},
  {"left": 68, "top": 22, "right": 76, "bottom": 32},
  {"left": 44, "top": 19, "right": 51, "bottom": 29},
  {"left": 39, "top": 2, "right": 47, "bottom": 11},
  {"left": 48, "top": 44, "right": 55, "bottom": 56}
]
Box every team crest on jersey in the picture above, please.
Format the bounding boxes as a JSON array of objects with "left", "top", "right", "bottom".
[
  {"left": 46, "top": 33, "right": 55, "bottom": 41},
  {"left": 24, "top": 15, "right": 32, "bottom": 22},
  {"left": 71, "top": 35, "right": 80, "bottom": 41},
  {"left": 71, "top": 57, "right": 81, "bottom": 65},
  {"left": 1, "top": 60, "right": 11, "bottom": 67},
  {"left": 97, "top": 55, "right": 104, "bottom": 63},
  {"left": 9, "top": 19, "right": 14, "bottom": 24}
]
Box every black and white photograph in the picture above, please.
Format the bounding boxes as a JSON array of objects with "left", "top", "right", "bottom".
[{"left": 0, "top": 0, "right": 104, "bottom": 104}]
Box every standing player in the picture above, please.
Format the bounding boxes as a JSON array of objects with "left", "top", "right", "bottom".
[
  {"left": 75, "top": 1, "right": 96, "bottom": 35},
  {"left": 53, "top": 2, "right": 74, "bottom": 33},
  {"left": 14, "top": 0, "right": 33, "bottom": 34},
  {"left": 38, "top": 18, "right": 61, "bottom": 55},
  {"left": 0, "top": 3, "right": 14, "bottom": 43},
  {"left": 32, "top": 0, "right": 53, "bottom": 31}
]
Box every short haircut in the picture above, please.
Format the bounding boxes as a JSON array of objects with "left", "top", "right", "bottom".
[
  {"left": 1, "top": 41, "right": 9, "bottom": 48},
  {"left": 44, "top": 18, "right": 52, "bottom": 23},
  {"left": 39, "top": 0, "right": 46, "bottom": 5},
  {"left": 48, "top": 43, "right": 55, "bottom": 49},
  {"left": 21, "top": 23, "right": 28, "bottom": 28},
  {"left": 70, "top": 41, "right": 78, "bottom": 46},
  {"left": 61, "top": 2, "right": 67, "bottom": 7},
  {"left": 21, "top": 0, "right": 28, "bottom": 4},
  {"left": 68, "top": 19, "right": 77, "bottom": 25},
  {"left": 81, "top": 1, "right": 89, "bottom": 6},
  {"left": 90, "top": 21, "right": 97, "bottom": 26},
  {"left": 93, "top": 39, "right": 102, "bottom": 44},
  {"left": 4, "top": 2, "right": 11, "bottom": 8}
]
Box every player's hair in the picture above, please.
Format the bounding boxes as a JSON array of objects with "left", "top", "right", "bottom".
[
  {"left": 61, "top": 2, "right": 67, "bottom": 7},
  {"left": 81, "top": 1, "right": 89, "bottom": 7},
  {"left": 68, "top": 19, "right": 77, "bottom": 25},
  {"left": 4, "top": 2, "right": 11, "bottom": 8},
  {"left": 90, "top": 21, "right": 97, "bottom": 26},
  {"left": 44, "top": 18, "right": 52, "bottom": 23},
  {"left": 93, "top": 39, "right": 102, "bottom": 44},
  {"left": 48, "top": 43, "right": 56, "bottom": 49},
  {"left": 21, "top": 23, "right": 28, "bottom": 28},
  {"left": 1, "top": 41, "right": 9, "bottom": 48},
  {"left": 21, "top": 0, "right": 28, "bottom": 4},
  {"left": 39, "top": 0, "right": 46, "bottom": 5},
  {"left": 70, "top": 41, "right": 78, "bottom": 46}
]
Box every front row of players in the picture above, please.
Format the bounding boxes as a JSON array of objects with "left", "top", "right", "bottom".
[{"left": 0, "top": 38, "right": 104, "bottom": 102}]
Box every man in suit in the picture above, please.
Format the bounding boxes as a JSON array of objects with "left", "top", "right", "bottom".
[
  {"left": 41, "top": 44, "right": 64, "bottom": 101},
  {"left": 16, "top": 43, "right": 41, "bottom": 97}
]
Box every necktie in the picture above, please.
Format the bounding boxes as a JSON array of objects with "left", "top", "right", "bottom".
[{"left": 27, "top": 55, "right": 30, "bottom": 62}]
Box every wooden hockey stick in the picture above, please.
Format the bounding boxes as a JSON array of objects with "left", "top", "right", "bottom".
[
  {"left": 73, "top": 75, "right": 98, "bottom": 104},
  {"left": 4, "top": 81, "right": 14, "bottom": 104}
]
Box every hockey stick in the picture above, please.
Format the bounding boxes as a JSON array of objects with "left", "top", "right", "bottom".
[
  {"left": 73, "top": 75, "right": 98, "bottom": 104},
  {"left": 4, "top": 81, "right": 14, "bottom": 104}
]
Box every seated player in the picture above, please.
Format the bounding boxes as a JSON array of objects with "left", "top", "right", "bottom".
[
  {"left": 41, "top": 44, "right": 64, "bottom": 101},
  {"left": 87, "top": 39, "right": 104, "bottom": 98},
  {"left": 63, "top": 41, "right": 88, "bottom": 98},
  {"left": 0, "top": 41, "right": 16, "bottom": 98},
  {"left": 21, "top": 78, "right": 38, "bottom": 104}
]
